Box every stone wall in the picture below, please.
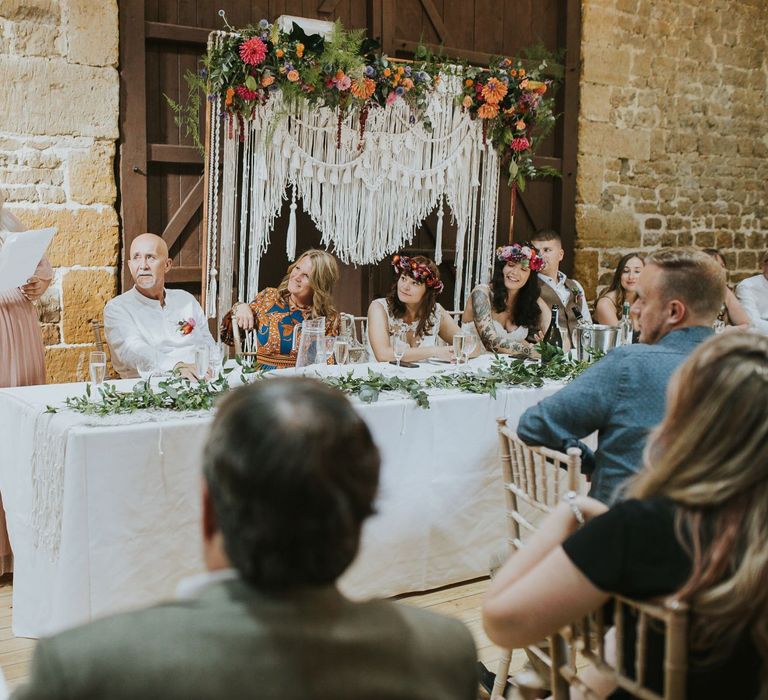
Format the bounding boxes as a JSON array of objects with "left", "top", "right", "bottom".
[
  {"left": 0, "top": 0, "right": 119, "bottom": 382},
  {"left": 574, "top": 0, "right": 768, "bottom": 300}
]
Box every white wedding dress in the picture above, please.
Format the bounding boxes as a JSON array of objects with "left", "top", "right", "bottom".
[{"left": 365, "top": 297, "right": 444, "bottom": 359}]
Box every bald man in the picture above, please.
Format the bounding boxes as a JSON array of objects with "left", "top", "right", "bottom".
[{"left": 104, "top": 233, "right": 216, "bottom": 379}]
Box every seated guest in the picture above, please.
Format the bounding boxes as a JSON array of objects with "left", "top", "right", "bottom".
[
  {"left": 517, "top": 248, "right": 724, "bottom": 504},
  {"left": 702, "top": 248, "right": 750, "bottom": 330},
  {"left": 104, "top": 233, "right": 215, "bottom": 379},
  {"left": 367, "top": 254, "right": 469, "bottom": 363},
  {"left": 735, "top": 250, "right": 768, "bottom": 334},
  {"left": 530, "top": 229, "right": 592, "bottom": 350},
  {"left": 594, "top": 252, "right": 644, "bottom": 326},
  {"left": 483, "top": 333, "right": 768, "bottom": 699},
  {"left": 13, "top": 378, "right": 479, "bottom": 700},
  {"left": 462, "top": 243, "right": 550, "bottom": 359},
  {"left": 224, "top": 249, "right": 340, "bottom": 369}
]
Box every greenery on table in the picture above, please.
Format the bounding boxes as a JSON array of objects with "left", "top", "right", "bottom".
[{"left": 48, "top": 344, "right": 597, "bottom": 416}]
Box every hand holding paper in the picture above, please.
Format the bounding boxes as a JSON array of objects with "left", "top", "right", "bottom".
[{"left": 0, "top": 227, "right": 56, "bottom": 296}]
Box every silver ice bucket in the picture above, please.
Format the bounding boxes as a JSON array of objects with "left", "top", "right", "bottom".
[{"left": 575, "top": 324, "right": 621, "bottom": 361}]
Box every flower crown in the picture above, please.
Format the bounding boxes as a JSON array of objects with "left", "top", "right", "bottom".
[
  {"left": 392, "top": 254, "right": 444, "bottom": 294},
  {"left": 496, "top": 243, "right": 544, "bottom": 271}
]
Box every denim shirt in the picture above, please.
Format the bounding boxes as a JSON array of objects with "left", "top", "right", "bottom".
[{"left": 517, "top": 327, "right": 714, "bottom": 504}]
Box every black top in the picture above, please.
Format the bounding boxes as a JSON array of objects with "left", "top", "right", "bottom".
[{"left": 562, "top": 497, "right": 761, "bottom": 699}]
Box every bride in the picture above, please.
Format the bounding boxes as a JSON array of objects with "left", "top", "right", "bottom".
[
  {"left": 367, "top": 254, "right": 471, "bottom": 363},
  {"left": 462, "top": 244, "right": 550, "bottom": 359}
]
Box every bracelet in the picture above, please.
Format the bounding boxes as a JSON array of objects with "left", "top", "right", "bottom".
[{"left": 564, "top": 490, "right": 585, "bottom": 526}]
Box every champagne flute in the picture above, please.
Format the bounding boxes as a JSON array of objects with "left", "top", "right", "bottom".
[
  {"left": 135, "top": 356, "right": 156, "bottom": 384},
  {"left": 462, "top": 333, "right": 477, "bottom": 366},
  {"left": 393, "top": 331, "right": 408, "bottom": 369},
  {"left": 453, "top": 333, "right": 466, "bottom": 367},
  {"left": 334, "top": 337, "right": 350, "bottom": 366},
  {"left": 194, "top": 345, "right": 210, "bottom": 380},
  {"left": 89, "top": 351, "right": 107, "bottom": 386}
]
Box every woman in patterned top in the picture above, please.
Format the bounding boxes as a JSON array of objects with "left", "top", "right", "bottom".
[{"left": 226, "top": 249, "right": 340, "bottom": 370}]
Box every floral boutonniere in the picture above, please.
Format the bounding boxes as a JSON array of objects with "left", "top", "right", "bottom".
[
  {"left": 568, "top": 285, "right": 584, "bottom": 307},
  {"left": 177, "top": 317, "right": 196, "bottom": 335}
]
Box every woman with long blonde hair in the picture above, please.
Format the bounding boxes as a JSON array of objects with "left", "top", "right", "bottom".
[
  {"left": 223, "top": 249, "right": 340, "bottom": 369},
  {"left": 482, "top": 332, "right": 768, "bottom": 698}
]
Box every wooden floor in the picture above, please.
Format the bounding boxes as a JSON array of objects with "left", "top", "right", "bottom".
[{"left": 0, "top": 576, "right": 526, "bottom": 693}]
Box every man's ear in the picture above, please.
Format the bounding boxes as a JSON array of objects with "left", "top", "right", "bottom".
[
  {"left": 557, "top": 247, "right": 565, "bottom": 263},
  {"left": 201, "top": 479, "right": 218, "bottom": 541},
  {"left": 667, "top": 299, "right": 687, "bottom": 325},
  {"left": 164, "top": 256, "right": 173, "bottom": 273}
]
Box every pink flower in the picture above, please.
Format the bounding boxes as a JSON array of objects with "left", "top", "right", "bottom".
[
  {"left": 386, "top": 90, "right": 398, "bottom": 106},
  {"left": 239, "top": 37, "right": 267, "bottom": 66},
  {"left": 177, "top": 318, "right": 196, "bottom": 335},
  {"left": 335, "top": 75, "right": 351, "bottom": 91},
  {"left": 510, "top": 136, "right": 530, "bottom": 152}
]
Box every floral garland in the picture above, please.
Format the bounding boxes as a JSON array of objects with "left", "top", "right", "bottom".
[
  {"left": 173, "top": 18, "right": 558, "bottom": 185},
  {"left": 496, "top": 243, "right": 544, "bottom": 271},
  {"left": 391, "top": 254, "right": 444, "bottom": 294}
]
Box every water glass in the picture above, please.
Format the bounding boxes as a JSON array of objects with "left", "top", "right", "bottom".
[
  {"left": 453, "top": 333, "right": 466, "bottom": 366},
  {"left": 462, "top": 333, "right": 477, "bottom": 365},
  {"left": 89, "top": 351, "right": 107, "bottom": 386},
  {"left": 135, "top": 356, "right": 156, "bottom": 382},
  {"left": 194, "top": 345, "right": 210, "bottom": 379},
  {"left": 393, "top": 331, "right": 408, "bottom": 368},
  {"left": 334, "top": 337, "right": 350, "bottom": 366}
]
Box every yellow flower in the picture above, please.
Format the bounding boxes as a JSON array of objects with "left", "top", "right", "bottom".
[
  {"left": 287, "top": 69, "right": 300, "bottom": 82},
  {"left": 462, "top": 95, "right": 473, "bottom": 108},
  {"left": 524, "top": 80, "right": 547, "bottom": 94},
  {"left": 296, "top": 43, "right": 304, "bottom": 58},
  {"left": 481, "top": 77, "right": 507, "bottom": 105},
  {"left": 477, "top": 102, "right": 499, "bottom": 119}
]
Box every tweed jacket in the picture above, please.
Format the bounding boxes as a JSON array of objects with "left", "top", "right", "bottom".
[
  {"left": 517, "top": 326, "right": 714, "bottom": 504},
  {"left": 12, "top": 578, "right": 478, "bottom": 700}
]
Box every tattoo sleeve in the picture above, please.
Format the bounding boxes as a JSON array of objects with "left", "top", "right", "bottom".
[{"left": 470, "top": 287, "right": 533, "bottom": 358}]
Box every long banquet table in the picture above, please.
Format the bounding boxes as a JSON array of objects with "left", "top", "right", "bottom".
[{"left": 0, "top": 357, "right": 564, "bottom": 638}]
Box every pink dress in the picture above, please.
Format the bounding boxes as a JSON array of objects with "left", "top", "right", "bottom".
[{"left": 0, "top": 215, "right": 53, "bottom": 574}]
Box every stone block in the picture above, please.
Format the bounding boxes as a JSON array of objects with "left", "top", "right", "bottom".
[
  {"left": 64, "top": 0, "right": 118, "bottom": 67},
  {"left": 2, "top": 0, "right": 59, "bottom": 21},
  {"left": 61, "top": 268, "right": 116, "bottom": 344},
  {"left": 579, "top": 122, "right": 651, "bottom": 161},
  {"left": 715, "top": 232, "right": 734, "bottom": 248},
  {"left": 573, "top": 249, "right": 599, "bottom": 301},
  {"left": 580, "top": 83, "right": 611, "bottom": 123},
  {"left": 582, "top": 45, "right": 631, "bottom": 87},
  {"left": 575, "top": 206, "right": 642, "bottom": 248},
  {"left": 40, "top": 322, "right": 60, "bottom": 346},
  {"left": 737, "top": 251, "right": 758, "bottom": 271},
  {"left": 44, "top": 346, "right": 92, "bottom": 384},
  {"left": 6, "top": 19, "right": 66, "bottom": 57},
  {"left": 16, "top": 207, "right": 119, "bottom": 267},
  {"left": 67, "top": 143, "right": 116, "bottom": 204},
  {"left": 36, "top": 283, "right": 60, "bottom": 322},
  {"left": 575, "top": 155, "right": 605, "bottom": 205},
  {"left": 644, "top": 217, "right": 663, "bottom": 230},
  {"left": 694, "top": 231, "right": 715, "bottom": 248},
  {"left": 0, "top": 56, "right": 118, "bottom": 138}
]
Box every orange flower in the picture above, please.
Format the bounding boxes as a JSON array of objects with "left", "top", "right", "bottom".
[
  {"left": 383, "top": 68, "right": 391, "bottom": 77},
  {"left": 350, "top": 76, "right": 376, "bottom": 99},
  {"left": 525, "top": 80, "right": 547, "bottom": 94},
  {"left": 477, "top": 102, "right": 499, "bottom": 119},
  {"left": 481, "top": 77, "right": 507, "bottom": 105},
  {"left": 401, "top": 77, "right": 413, "bottom": 90},
  {"left": 519, "top": 68, "right": 526, "bottom": 76},
  {"left": 462, "top": 95, "right": 473, "bottom": 108},
  {"left": 519, "top": 79, "right": 529, "bottom": 89},
  {"left": 396, "top": 66, "right": 404, "bottom": 74},
  {"left": 276, "top": 48, "right": 284, "bottom": 58},
  {"left": 434, "top": 75, "right": 440, "bottom": 84},
  {"left": 335, "top": 69, "right": 346, "bottom": 81},
  {"left": 515, "top": 119, "right": 526, "bottom": 130},
  {"left": 296, "top": 42, "right": 304, "bottom": 58},
  {"left": 225, "top": 87, "right": 235, "bottom": 106},
  {"left": 261, "top": 75, "right": 275, "bottom": 87},
  {"left": 510, "top": 69, "right": 517, "bottom": 77},
  {"left": 287, "top": 69, "right": 300, "bottom": 82},
  {"left": 464, "top": 78, "right": 474, "bottom": 87}
]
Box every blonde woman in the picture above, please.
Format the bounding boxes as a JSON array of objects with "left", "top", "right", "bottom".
[
  {"left": 483, "top": 332, "right": 767, "bottom": 699},
  {"left": 223, "top": 249, "right": 340, "bottom": 369}
]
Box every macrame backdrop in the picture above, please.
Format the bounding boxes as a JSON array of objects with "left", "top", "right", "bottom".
[{"left": 204, "top": 32, "right": 501, "bottom": 320}]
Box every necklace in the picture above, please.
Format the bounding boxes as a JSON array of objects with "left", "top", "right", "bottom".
[{"left": 288, "top": 293, "right": 310, "bottom": 310}]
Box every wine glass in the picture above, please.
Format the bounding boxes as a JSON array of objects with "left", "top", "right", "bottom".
[
  {"left": 135, "top": 356, "right": 156, "bottom": 384},
  {"left": 89, "top": 351, "right": 107, "bottom": 386},
  {"left": 453, "top": 333, "right": 466, "bottom": 366},
  {"left": 334, "top": 337, "right": 350, "bottom": 366},
  {"left": 194, "top": 345, "right": 210, "bottom": 380},
  {"left": 392, "top": 331, "right": 408, "bottom": 368},
  {"left": 462, "top": 333, "right": 477, "bottom": 366}
]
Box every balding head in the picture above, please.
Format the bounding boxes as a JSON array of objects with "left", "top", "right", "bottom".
[{"left": 128, "top": 233, "right": 171, "bottom": 301}]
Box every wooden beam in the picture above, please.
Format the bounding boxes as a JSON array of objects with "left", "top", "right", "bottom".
[
  {"left": 148, "top": 143, "right": 203, "bottom": 164},
  {"left": 381, "top": 0, "right": 396, "bottom": 54},
  {"left": 418, "top": 0, "right": 450, "bottom": 45},
  {"left": 145, "top": 21, "right": 211, "bottom": 45},
  {"left": 317, "top": 0, "right": 343, "bottom": 13},
  {"left": 119, "top": 0, "right": 148, "bottom": 294},
  {"left": 161, "top": 177, "right": 204, "bottom": 251},
  {"left": 166, "top": 266, "right": 203, "bottom": 283}
]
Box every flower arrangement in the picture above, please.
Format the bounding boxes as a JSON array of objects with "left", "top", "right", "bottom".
[
  {"left": 391, "top": 254, "right": 444, "bottom": 294},
  {"left": 458, "top": 57, "right": 558, "bottom": 187},
  {"left": 496, "top": 244, "right": 544, "bottom": 271},
  {"left": 177, "top": 318, "right": 196, "bottom": 335}
]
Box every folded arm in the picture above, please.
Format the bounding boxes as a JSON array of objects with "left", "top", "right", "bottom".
[{"left": 469, "top": 286, "right": 537, "bottom": 358}]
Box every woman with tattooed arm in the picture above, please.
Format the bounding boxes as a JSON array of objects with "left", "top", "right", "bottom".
[{"left": 462, "top": 244, "right": 550, "bottom": 360}]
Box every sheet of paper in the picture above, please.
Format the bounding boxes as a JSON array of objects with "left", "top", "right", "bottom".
[{"left": 0, "top": 227, "right": 56, "bottom": 295}]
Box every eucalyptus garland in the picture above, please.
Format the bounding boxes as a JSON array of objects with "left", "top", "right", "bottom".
[{"left": 48, "top": 345, "right": 597, "bottom": 416}]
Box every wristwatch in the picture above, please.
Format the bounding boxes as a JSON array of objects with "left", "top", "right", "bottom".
[{"left": 564, "top": 490, "right": 585, "bottom": 526}]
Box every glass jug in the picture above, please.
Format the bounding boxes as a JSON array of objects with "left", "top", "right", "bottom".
[{"left": 293, "top": 317, "right": 327, "bottom": 368}]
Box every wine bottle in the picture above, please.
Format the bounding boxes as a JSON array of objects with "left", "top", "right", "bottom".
[
  {"left": 543, "top": 304, "right": 563, "bottom": 350},
  {"left": 619, "top": 301, "right": 633, "bottom": 346}
]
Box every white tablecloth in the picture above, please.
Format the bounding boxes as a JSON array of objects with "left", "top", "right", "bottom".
[{"left": 0, "top": 358, "right": 563, "bottom": 638}]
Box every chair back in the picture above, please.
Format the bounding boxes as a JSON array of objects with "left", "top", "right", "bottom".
[
  {"left": 91, "top": 319, "right": 105, "bottom": 353},
  {"left": 231, "top": 321, "right": 259, "bottom": 361},
  {"left": 339, "top": 312, "right": 367, "bottom": 344}
]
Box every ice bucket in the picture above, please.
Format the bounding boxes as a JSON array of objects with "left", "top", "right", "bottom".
[{"left": 575, "top": 323, "right": 621, "bottom": 361}]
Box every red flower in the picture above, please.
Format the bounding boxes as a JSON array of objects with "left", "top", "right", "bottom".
[
  {"left": 235, "top": 85, "right": 259, "bottom": 101},
  {"left": 510, "top": 136, "right": 530, "bottom": 152},
  {"left": 239, "top": 37, "right": 267, "bottom": 66},
  {"left": 177, "top": 318, "right": 196, "bottom": 335}
]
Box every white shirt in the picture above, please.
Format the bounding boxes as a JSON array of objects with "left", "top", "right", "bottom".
[
  {"left": 104, "top": 286, "right": 216, "bottom": 378},
  {"left": 735, "top": 273, "right": 768, "bottom": 334},
  {"left": 538, "top": 270, "right": 592, "bottom": 323}
]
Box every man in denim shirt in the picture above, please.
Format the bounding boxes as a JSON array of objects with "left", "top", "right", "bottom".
[{"left": 517, "top": 248, "right": 725, "bottom": 504}]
